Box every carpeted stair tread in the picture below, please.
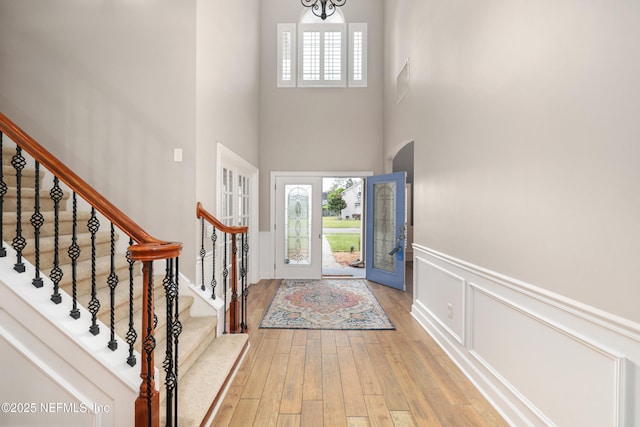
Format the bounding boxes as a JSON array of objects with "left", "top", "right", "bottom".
[
  {"left": 22, "top": 231, "right": 115, "bottom": 269},
  {"left": 114, "top": 294, "right": 195, "bottom": 354},
  {"left": 2, "top": 211, "right": 93, "bottom": 239},
  {"left": 161, "top": 334, "right": 248, "bottom": 426},
  {"left": 95, "top": 274, "right": 159, "bottom": 326},
  {"left": 156, "top": 315, "right": 218, "bottom": 393},
  {"left": 58, "top": 254, "right": 131, "bottom": 290},
  {"left": 2, "top": 186, "right": 70, "bottom": 212}
]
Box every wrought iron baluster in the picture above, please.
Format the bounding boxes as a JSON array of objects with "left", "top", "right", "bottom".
[
  {"left": 142, "top": 262, "right": 156, "bottom": 427},
  {"left": 200, "top": 217, "right": 206, "bottom": 292},
  {"left": 49, "top": 177, "right": 64, "bottom": 304},
  {"left": 30, "top": 161, "right": 44, "bottom": 288},
  {"left": 172, "top": 257, "right": 180, "bottom": 426},
  {"left": 0, "top": 132, "right": 6, "bottom": 257},
  {"left": 162, "top": 260, "right": 175, "bottom": 425},
  {"left": 87, "top": 207, "right": 100, "bottom": 335},
  {"left": 125, "top": 238, "right": 137, "bottom": 367},
  {"left": 68, "top": 193, "right": 80, "bottom": 318},
  {"left": 211, "top": 226, "right": 217, "bottom": 300},
  {"left": 241, "top": 233, "right": 249, "bottom": 333},
  {"left": 231, "top": 234, "right": 238, "bottom": 332},
  {"left": 163, "top": 258, "right": 181, "bottom": 426},
  {"left": 222, "top": 233, "right": 228, "bottom": 334},
  {"left": 108, "top": 223, "right": 119, "bottom": 350},
  {"left": 11, "top": 146, "right": 27, "bottom": 273}
]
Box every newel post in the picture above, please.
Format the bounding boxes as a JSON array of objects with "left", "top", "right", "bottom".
[{"left": 130, "top": 242, "right": 182, "bottom": 427}]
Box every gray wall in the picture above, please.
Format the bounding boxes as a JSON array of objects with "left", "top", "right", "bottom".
[
  {"left": 0, "top": 0, "right": 261, "bottom": 282},
  {"left": 196, "top": 0, "right": 261, "bottom": 223},
  {"left": 259, "top": 0, "right": 384, "bottom": 231},
  {"left": 384, "top": 0, "right": 640, "bottom": 323}
]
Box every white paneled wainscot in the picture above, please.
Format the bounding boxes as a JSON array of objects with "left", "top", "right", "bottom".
[{"left": 412, "top": 245, "right": 639, "bottom": 426}]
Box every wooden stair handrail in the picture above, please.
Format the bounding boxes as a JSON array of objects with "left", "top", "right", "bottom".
[
  {"left": 196, "top": 202, "right": 248, "bottom": 234},
  {"left": 0, "top": 112, "right": 180, "bottom": 252}
]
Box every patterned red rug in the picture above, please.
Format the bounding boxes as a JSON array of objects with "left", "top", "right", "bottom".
[{"left": 259, "top": 279, "right": 395, "bottom": 330}]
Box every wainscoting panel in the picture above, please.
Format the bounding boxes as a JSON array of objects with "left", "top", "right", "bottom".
[
  {"left": 470, "top": 285, "right": 625, "bottom": 426},
  {"left": 411, "top": 244, "right": 638, "bottom": 427},
  {"left": 414, "top": 257, "right": 465, "bottom": 344}
]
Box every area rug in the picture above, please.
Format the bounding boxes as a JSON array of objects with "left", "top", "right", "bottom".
[{"left": 259, "top": 279, "right": 395, "bottom": 330}]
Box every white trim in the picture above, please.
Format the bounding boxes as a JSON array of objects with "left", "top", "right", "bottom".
[
  {"left": 348, "top": 23, "right": 367, "bottom": 87},
  {"left": 297, "top": 23, "right": 347, "bottom": 88},
  {"left": 216, "top": 143, "right": 259, "bottom": 287},
  {"left": 277, "top": 23, "right": 296, "bottom": 88}
]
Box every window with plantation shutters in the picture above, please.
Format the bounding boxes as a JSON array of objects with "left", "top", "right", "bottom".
[{"left": 277, "top": 21, "right": 367, "bottom": 88}]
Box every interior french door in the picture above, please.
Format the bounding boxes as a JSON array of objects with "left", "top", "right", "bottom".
[
  {"left": 274, "top": 176, "right": 323, "bottom": 279},
  {"left": 365, "top": 172, "right": 407, "bottom": 290}
]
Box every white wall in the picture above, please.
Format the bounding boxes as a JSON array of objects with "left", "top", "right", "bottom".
[
  {"left": 384, "top": 0, "right": 640, "bottom": 325},
  {"left": 259, "top": 0, "right": 384, "bottom": 231}
]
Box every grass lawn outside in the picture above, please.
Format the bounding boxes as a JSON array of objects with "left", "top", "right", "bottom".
[
  {"left": 322, "top": 217, "right": 361, "bottom": 229},
  {"left": 324, "top": 233, "right": 360, "bottom": 252}
]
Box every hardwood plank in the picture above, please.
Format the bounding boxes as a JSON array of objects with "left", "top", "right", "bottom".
[
  {"left": 277, "top": 413, "right": 301, "bottom": 427},
  {"left": 253, "top": 352, "right": 290, "bottom": 427},
  {"left": 334, "top": 330, "right": 351, "bottom": 347},
  {"left": 228, "top": 398, "right": 259, "bottom": 427},
  {"left": 211, "top": 385, "right": 243, "bottom": 427},
  {"left": 350, "top": 336, "right": 383, "bottom": 395},
  {"left": 389, "top": 410, "right": 416, "bottom": 427},
  {"left": 322, "top": 329, "right": 337, "bottom": 354},
  {"left": 347, "top": 416, "right": 372, "bottom": 427},
  {"left": 337, "top": 345, "right": 368, "bottom": 416},
  {"left": 301, "top": 400, "right": 324, "bottom": 427},
  {"left": 364, "top": 343, "right": 410, "bottom": 411},
  {"left": 407, "top": 339, "right": 469, "bottom": 405},
  {"left": 303, "top": 338, "right": 323, "bottom": 401},
  {"left": 242, "top": 338, "right": 278, "bottom": 399},
  {"left": 276, "top": 329, "right": 295, "bottom": 354},
  {"left": 292, "top": 329, "right": 307, "bottom": 346},
  {"left": 307, "top": 330, "right": 322, "bottom": 340},
  {"left": 364, "top": 394, "right": 395, "bottom": 427},
  {"left": 385, "top": 352, "right": 442, "bottom": 426},
  {"left": 280, "top": 345, "right": 306, "bottom": 413},
  {"left": 323, "top": 353, "right": 347, "bottom": 427}
]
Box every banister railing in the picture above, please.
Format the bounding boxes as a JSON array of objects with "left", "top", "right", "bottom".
[
  {"left": 0, "top": 112, "right": 182, "bottom": 427},
  {"left": 196, "top": 202, "right": 249, "bottom": 334}
]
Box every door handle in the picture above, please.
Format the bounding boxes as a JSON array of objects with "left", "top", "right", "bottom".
[{"left": 388, "top": 246, "right": 400, "bottom": 256}]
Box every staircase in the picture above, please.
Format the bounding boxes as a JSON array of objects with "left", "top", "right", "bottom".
[{"left": 0, "top": 114, "right": 248, "bottom": 426}]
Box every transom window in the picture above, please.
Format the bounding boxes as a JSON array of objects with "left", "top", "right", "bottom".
[{"left": 277, "top": 9, "right": 367, "bottom": 88}]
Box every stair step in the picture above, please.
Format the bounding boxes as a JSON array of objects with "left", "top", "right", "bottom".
[
  {"left": 58, "top": 254, "right": 131, "bottom": 292},
  {"left": 115, "top": 294, "right": 195, "bottom": 354},
  {"left": 2, "top": 186, "right": 70, "bottom": 212},
  {"left": 161, "top": 334, "right": 249, "bottom": 426},
  {"left": 2, "top": 211, "right": 94, "bottom": 239},
  {"left": 1, "top": 168, "right": 43, "bottom": 189},
  {"left": 22, "top": 231, "right": 115, "bottom": 271},
  {"left": 156, "top": 315, "right": 218, "bottom": 395}
]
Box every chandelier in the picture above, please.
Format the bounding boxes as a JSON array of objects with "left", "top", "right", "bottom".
[{"left": 301, "top": 0, "right": 347, "bottom": 21}]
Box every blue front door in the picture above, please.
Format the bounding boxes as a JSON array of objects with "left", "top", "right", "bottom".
[{"left": 365, "top": 172, "right": 406, "bottom": 290}]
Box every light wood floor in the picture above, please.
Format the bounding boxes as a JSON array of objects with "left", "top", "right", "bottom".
[{"left": 213, "top": 268, "right": 508, "bottom": 427}]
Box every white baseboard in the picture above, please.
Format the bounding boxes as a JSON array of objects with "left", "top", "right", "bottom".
[{"left": 412, "top": 244, "right": 639, "bottom": 427}]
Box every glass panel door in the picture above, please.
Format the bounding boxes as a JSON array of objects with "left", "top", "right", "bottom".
[
  {"left": 275, "top": 176, "right": 322, "bottom": 279},
  {"left": 365, "top": 172, "right": 406, "bottom": 290}
]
